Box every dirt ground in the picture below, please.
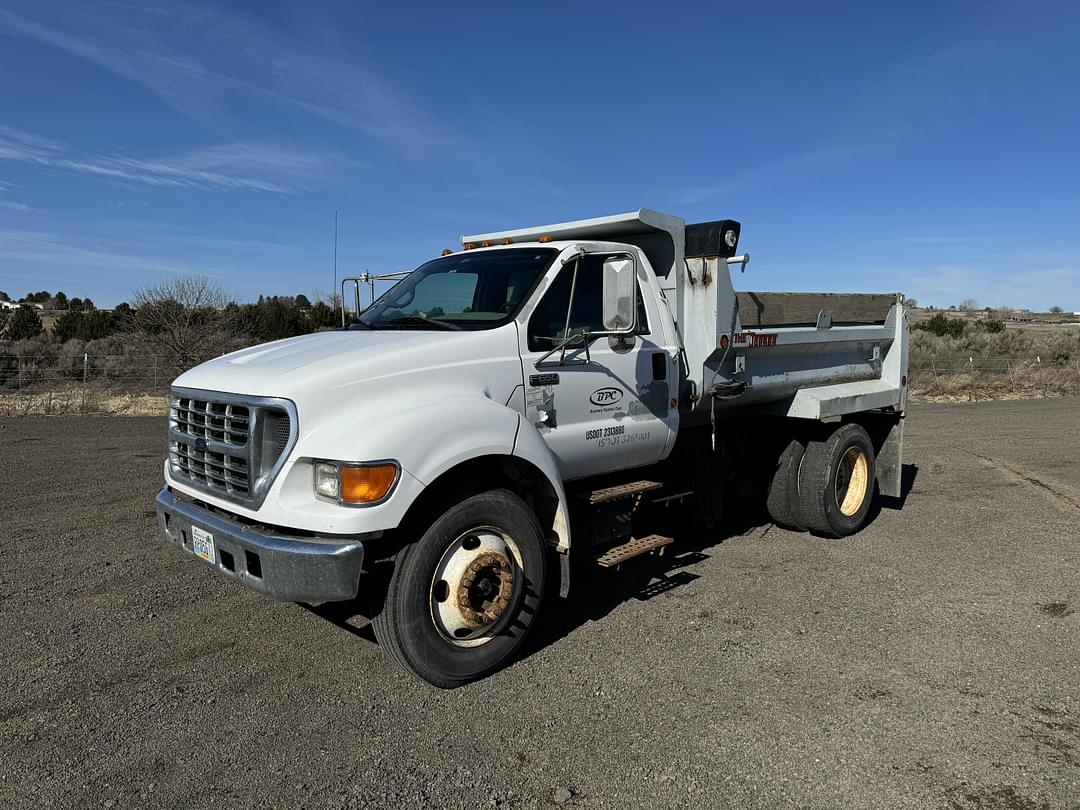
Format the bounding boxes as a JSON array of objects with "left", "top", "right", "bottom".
[{"left": 1, "top": 399, "right": 1078, "bottom": 809}]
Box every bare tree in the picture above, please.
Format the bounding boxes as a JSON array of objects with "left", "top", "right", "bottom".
[
  {"left": 129, "top": 275, "right": 241, "bottom": 371},
  {"left": 1049, "top": 305, "right": 1064, "bottom": 315},
  {"left": 994, "top": 304, "right": 1016, "bottom": 320},
  {"left": 903, "top": 297, "right": 918, "bottom": 308},
  {"left": 959, "top": 297, "right": 978, "bottom": 311}
]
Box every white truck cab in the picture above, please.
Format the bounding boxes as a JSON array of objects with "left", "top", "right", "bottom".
[{"left": 156, "top": 209, "right": 908, "bottom": 687}]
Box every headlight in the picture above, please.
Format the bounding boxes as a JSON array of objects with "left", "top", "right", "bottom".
[
  {"left": 314, "top": 462, "right": 341, "bottom": 499},
  {"left": 313, "top": 461, "right": 399, "bottom": 505}
]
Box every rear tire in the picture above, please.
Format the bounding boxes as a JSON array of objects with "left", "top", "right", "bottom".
[
  {"left": 796, "top": 423, "right": 876, "bottom": 537},
  {"left": 372, "top": 489, "right": 546, "bottom": 688},
  {"left": 766, "top": 438, "right": 807, "bottom": 531}
]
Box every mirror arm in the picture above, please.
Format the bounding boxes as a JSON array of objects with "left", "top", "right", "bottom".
[
  {"left": 559, "top": 257, "right": 581, "bottom": 366},
  {"left": 535, "top": 331, "right": 591, "bottom": 366}
]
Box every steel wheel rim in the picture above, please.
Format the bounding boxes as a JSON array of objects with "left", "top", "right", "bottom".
[
  {"left": 429, "top": 526, "right": 523, "bottom": 647},
  {"left": 835, "top": 446, "right": 869, "bottom": 517}
]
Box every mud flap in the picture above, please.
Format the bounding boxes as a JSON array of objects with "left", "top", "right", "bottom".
[
  {"left": 875, "top": 415, "right": 905, "bottom": 499},
  {"left": 559, "top": 550, "right": 571, "bottom": 598}
]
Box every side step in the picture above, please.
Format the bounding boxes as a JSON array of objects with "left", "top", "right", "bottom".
[
  {"left": 587, "top": 481, "right": 661, "bottom": 505},
  {"left": 595, "top": 534, "right": 673, "bottom": 568}
]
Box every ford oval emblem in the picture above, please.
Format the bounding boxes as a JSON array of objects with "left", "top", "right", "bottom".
[
  {"left": 195, "top": 437, "right": 208, "bottom": 451},
  {"left": 589, "top": 387, "right": 623, "bottom": 407}
]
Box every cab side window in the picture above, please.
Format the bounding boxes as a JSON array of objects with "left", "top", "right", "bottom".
[{"left": 527, "top": 255, "right": 649, "bottom": 351}]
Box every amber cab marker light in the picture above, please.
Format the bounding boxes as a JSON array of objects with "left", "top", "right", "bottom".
[
  {"left": 441, "top": 248, "right": 453, "bottom": 256},
  {"left": 538, "top": 234, "right": 553, "bottom": 243},
  {"left": 463, "top": 242, "right": 477, "bottom": 250},
  {"left": 340, "top": 464, "right": 398, "bottom": 504},
  {"left": 501, "top": 237, "right": 513, "bottom": 245},
  {"left": 480, "top": 240, "right": 493, "bottom": 247}
]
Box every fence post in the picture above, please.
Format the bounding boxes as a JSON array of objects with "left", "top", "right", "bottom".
[
  {"left": 931, "top": 359, "right": 938, "bottom": 378},
  {"left": 969, "top": 356, "right": 975, "bottom": 402},
  {"left": 153, "top": 355, "right": 158, "bottom": 389},
  {"left": 1037, "top": 355, "right": 1045, "bottom": 398},
  {"left": 18, "top": 357, "right": 23, "bottom": 392},
  {"left": 83, "top": 353, "right": 89, "bottom": 386}
]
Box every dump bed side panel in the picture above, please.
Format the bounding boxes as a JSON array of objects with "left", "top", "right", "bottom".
[{"left": 736, "top": 292, "right": 899, "bottom": 327}]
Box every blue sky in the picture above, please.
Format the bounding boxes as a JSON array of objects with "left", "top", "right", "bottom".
[{"left": 1, "top": 1, "right": 1078, "bottom": 310}]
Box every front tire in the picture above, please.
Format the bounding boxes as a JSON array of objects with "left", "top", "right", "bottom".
[{"left": 372, "top": 489, "right": 547, "bottom": 688}]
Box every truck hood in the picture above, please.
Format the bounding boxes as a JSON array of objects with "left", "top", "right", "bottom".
[{"left": 172, "top": 327, "right": 523, "bottom": 408}]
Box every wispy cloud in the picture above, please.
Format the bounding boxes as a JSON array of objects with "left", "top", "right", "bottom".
[
  {"left": 0, "top": 175, "right": 33, "bottom": 211},
  {"left": 0, "top": 125, "right": 323, "bottom": 193},
  {"left": 0, "top": 1, "right": 448, "bottom": 158},
  {"left": 869, "top": 260, "right": 1080, "bottom": 311},
  {"left": 0, "top": 225, "right": 329, "bottom": 304},
  {"left": 0, "top": 227, "right": 231, "bottom": 279},
  {"left": 670, "top": 185, "right": 731, "bottom": 206}
]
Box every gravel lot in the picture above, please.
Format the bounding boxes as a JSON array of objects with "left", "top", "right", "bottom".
[{"left": 1, "top": 399, "right": 1078, "bottom": 809}]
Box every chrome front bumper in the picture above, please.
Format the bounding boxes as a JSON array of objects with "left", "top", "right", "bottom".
[{"left": 155, "top": 487, "right": 366, "bottom": 604}]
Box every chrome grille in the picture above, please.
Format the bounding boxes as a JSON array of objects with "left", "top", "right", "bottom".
[
  {"left": 168, "top": 390, "right": 296, "bottom": 507},
  {"left": 171, "top": 440, "right": 251, "bottom": 495},
  {"left": 172, "top": 397, "right": 250, "bottom": 445}
]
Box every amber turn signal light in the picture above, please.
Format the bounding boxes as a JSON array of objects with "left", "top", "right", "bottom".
[{"left": 340, "top": 464, "right": 398, "bottom": 504}]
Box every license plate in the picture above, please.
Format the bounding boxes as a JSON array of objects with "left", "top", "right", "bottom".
[{"left": 192, "top": 526, "right": 216, "bottom": 564}]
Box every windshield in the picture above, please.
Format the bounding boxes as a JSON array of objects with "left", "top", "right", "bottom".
[{"left": 354, "top": 248, "right": 558, "bottom": 330}]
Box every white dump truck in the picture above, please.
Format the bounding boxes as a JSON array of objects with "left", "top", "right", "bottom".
[{"left": 156, "top": 209, "right": 908, "bottom": 687}]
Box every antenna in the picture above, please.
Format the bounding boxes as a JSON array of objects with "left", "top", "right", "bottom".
[{"left": 332, "top": 210, "right": 339, "bottom": 303}]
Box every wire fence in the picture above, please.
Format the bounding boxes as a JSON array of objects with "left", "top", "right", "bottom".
[
  {"left": 907, "top": 356, "right": 1080, "bottom": 401},
  {"left": 0, "top": 354, "right": 173, "bottom": 394},
  {"left": 910, "top": 356, "right": 1080, "bottom": 376},
  {"left": 1, "top": 352, "right": 1078, "bottom": 414}
]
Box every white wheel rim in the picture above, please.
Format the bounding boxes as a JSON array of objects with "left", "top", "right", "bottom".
[
  {"left": 429, "top": 526, "right": 522, "bottom": 647},
  {"left": 835, "top": 446, "right": 869, "bottom": 517}
]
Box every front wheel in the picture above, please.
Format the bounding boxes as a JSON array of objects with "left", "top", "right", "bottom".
[{"left": 372, "top": 489, "right": 547, "bottom": 688}]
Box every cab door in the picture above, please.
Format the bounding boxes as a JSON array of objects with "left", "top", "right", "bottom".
[{"left": 516, "top": 250, "right": 676, "bottom": 481}]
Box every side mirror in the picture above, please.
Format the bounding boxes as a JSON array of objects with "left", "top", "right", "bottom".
[{"left": 601, "top": 256, "right": 636, "bottom": 333}]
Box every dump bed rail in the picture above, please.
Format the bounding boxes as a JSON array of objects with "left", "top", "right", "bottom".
[{"left": 736, "top": 292, "right": 899, "bottom": 327}]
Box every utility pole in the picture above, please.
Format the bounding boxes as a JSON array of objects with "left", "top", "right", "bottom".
[{"left": 333, "top": 210, "right": 339, "bottom": 304}]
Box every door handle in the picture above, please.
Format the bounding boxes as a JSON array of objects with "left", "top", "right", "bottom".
[{"left": 651, "top": 352, "right": 667, "bottom": 381}]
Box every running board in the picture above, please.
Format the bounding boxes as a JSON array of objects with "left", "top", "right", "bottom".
[
  {"left": 587, "top": 481, "right": 662, "bottom": 505},
  {"left": 595, "top": 534, "right": 673, "bottom": 568}
]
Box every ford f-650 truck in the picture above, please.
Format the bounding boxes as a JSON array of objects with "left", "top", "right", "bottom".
[{"left": 156, "top": 209, "right": 908, "bottom": 687}]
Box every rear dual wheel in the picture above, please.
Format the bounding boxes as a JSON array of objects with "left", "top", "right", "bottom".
[
  {"left": 767, "top": 423, "right": 876, "bottom": 538},
  {"left": 766, "top": 438, "right": 806, "bottom": 530},
  {"left": 372, "top": 489, "right": 546, "bottom": 688}
]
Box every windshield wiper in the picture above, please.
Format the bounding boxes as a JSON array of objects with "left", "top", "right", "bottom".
[
  {"left": 386, "top": 315, "right": 462, "bottom": 331},
  {"left": 349, "top": 318, "right": 375, "bottom": 330}
]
